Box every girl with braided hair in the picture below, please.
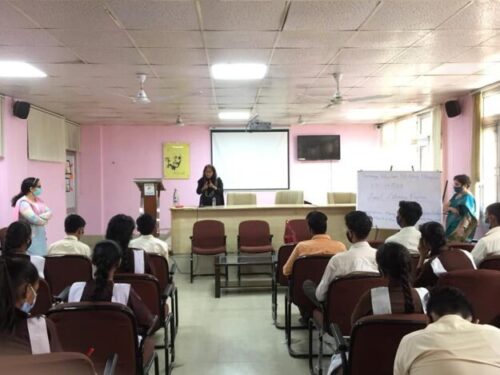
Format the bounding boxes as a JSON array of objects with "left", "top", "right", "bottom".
[
  {"left": 414, "top": 221, "right": 476, "bottom": 288},
  {"left": 351, "top": 242, "right": 429, "bottom": 325},
  {"left": 66, "top": 240, "right": 154, "bottom": 334}
]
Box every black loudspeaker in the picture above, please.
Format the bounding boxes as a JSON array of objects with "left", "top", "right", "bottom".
[
  {"left": 13, "top": 101, "right": 31, "bottom": 119},
  {"left": 445, "top": 100, "right": 461, "bottom": 118}
]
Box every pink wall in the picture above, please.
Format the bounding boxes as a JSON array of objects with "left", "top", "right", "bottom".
[
  {"left": 78, "top": 123, "right": 381, "bottom": 234},
  {"left": 0, "top": 97, "right": 66, "bottom": 243}
]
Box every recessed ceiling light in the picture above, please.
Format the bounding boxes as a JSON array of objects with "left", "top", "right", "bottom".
[
  {"left": 218, "top": 111, "right": 251, "bottom": 120},
  {"left": 211, "top": 63, "right": 267, "bottom": 80},
  {"left": 0, "top": 61, "right": 47, "bottom": 78}
]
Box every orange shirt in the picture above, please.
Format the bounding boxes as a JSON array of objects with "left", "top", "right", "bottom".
[{"left": 282, "top": 234, "right": 346, "bottom": 276}]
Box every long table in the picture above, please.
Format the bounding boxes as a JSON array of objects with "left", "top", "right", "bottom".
[{"left": 170, "top": 204, "right": 358, "bottom": 254}]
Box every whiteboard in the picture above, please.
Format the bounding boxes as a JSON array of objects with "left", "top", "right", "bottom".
[
  {"left": 211, "top": 130, "right": 289, "bottom": 190},
  {"left": 357, "top": 171, "right": 442, "bottom": 229}
]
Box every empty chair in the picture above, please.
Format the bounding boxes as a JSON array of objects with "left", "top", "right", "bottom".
[
  {"left": 273, "top": 244, "right": 295, "bottom": 326},
  {"left": 332, "top": 314, "right": 428, "bottom": 375},
  {"left": 149, "top": 254, "right": 179, "bottom": 330},
  {"left": 327, "top": 192, "right": 357, "bottom": 204},
  {"left": 237, "top": 219, "right": 274, "bottom": 280},
  {"left": 275, "top": 190, "right": 304, "bottom": 205},
  {"left": 47, "top": 302, "right": 159, "bottom": 375},
  {"left": 437, "top": 269, "right": 500, "bottom": 327},
  {"left": 479, "top": 255, "right": 500, "bottom": 271},
  {"left": 226, "top": 192, "right": 257, "bottom": 206},
  {"left": 284, "top": 219, "right": 312, "bottom": 244},
  {"left": 44, "top": 255, "right": 93, "bottom": 296},
  {"left": 190, "top": 220, "right": 226, "bottom": 283}
]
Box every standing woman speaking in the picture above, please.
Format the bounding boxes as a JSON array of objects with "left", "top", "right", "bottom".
[
  {"left": 11, "top": 177, "right": 52, "bottom": 256},
  {"left": 196, "top": 164, "right": 224, "bottom": 207}
]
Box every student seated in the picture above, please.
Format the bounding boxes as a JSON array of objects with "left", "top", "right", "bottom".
[
  {"left": 47, "top": 214, "right": 91, "bottom": 258},
  {"left": 384, "top": 201, "right": 423, "bottom": 254},
  {"left": 3, "top": 221, "right": 45, "bottom": 278},
  {"left": 0, "top": 257, "right": 61, "bottom": 354},
  {"left": 351, "top": 242, "right": 428, "bottom": 325},
  {"left": 304, "top": 211, "right": 379, "bottom": 303},
  {"left": 282, "top": 211, "right": 346, "bottom": 277},
  {"left": 105, "top": 214, "right": 154, "bottom": 274},
  {"left": 66, "top": 240, "right": 154, "bottom": 335},
  {"left": 414, "top": 222, "right": 475, "bottom": 288},
  {"left": 129, "top": 214, "right": 169, "bottom": 259},
  {"left": 471, "top": 202, "right": 500, "bottom": 266},
  {"left": 394, "top": 286, "right": 500, "bottom": 375}
]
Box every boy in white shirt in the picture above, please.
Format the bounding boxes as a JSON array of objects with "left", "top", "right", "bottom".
[
  {"left": 48, "top": 214, "right": 91, "bottom": 258},
  {"left": 130, "top": 214, "right": 169, "bottom": 259},
  {"left": 471, "top": 202, "right": 500, "bottom": 265},
  {"left": 385, "top": 201, "right": 422, "bottom": 254}
]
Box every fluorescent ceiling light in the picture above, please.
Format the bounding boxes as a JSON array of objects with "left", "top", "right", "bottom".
[
  {"left": 0, "top": 61, "right": 47, "bottom": 78},
  {"left": 218, "top": 111, "right": 251, "bottom": 120},
  {"left": 211, "top": 63, "right": 267, "bottom": 80}
]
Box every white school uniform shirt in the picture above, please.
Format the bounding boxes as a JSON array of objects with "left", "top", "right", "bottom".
[
  {"left": 48, "top": 235, "right": 92, "bottom": 258},
  {"left": 315, "top": 241, "right": 379, "bottom": 302},
  {"left": 385, "top": 226, "right": 421, "bottom": 255},
  {"left": 130, "top": 234, "right": 169, "bottom": 259},
  {"left": 471, "top": 226, "right": 500, "bottom": 266},
  {"left": 27, "top": 316, "right": 51, "bottom": 354}
]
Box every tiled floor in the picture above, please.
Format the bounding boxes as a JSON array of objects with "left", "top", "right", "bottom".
[{"left": 154, "top": 255, "right": 316, "bottom": 375}]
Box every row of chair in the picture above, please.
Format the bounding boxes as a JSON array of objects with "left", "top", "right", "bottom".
[{"left": 225, "top": 191, "right": 357, "bottom": 206}]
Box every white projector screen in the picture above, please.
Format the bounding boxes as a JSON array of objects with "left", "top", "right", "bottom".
[{"left": 211, "top": 130, "right": 290, "bottom": 190}]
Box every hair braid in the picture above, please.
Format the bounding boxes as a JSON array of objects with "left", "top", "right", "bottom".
[
  {"left": 91, "top": 240, "right": 122, "bottom": 301},
  {"left": 399, "top": 252, "right": 415, "bottom": 313}
]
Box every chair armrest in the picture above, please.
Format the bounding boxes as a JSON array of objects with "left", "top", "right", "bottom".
[
  {"left": 331, "top": 323, "right": 349, "bottom": 374},
  {"left": 169, "top": 261, "right": 177, "bottom": 279},
  {"left": 302, "top": 280, "right": 322, "bottom": 310},
  {"left": 162, "top": 284, "right": 175, "bottom": 299},
  {"left": 103, "top": 353, "right": 118, "bottom": 375},
  {"left": 56, "top": 286, "right": 71, "bottom": 302},
  {"left": 146, "top": 315, "right": 159, "bottom": 337}
]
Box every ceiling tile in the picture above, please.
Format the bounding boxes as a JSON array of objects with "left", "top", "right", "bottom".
[
  {"left": 277, "top": 31, "right": 354, "bottom": 48},
  {"left": 271, "top": 49, "right": 338, "bottom": 65},
  {"left": 204, "top": 31, "right": 276, "bottom": 48},
  {"left": 37, "top": 63, "right": 155, "bottom": 78},
  {"left": 0, "top": 3, "right": 36, "bottom": 29},
  {"left": 392, "top": 45, "right": 466, "bottom": 64},
  {"left": 153, "top": 65, "right": 210, "bottom": 79},
  {"left": 481, "top": 33, "right": 500, "bottom": 46},
  {"left": 417, "top": 29, "right": 499, "bottom": 48},
  {"left": 69, "top": 47, "right": 145, "bottom": 64},
  {"left": 450, "top": 46, "right": 500, "bottom": 63},
  {"left": 347, "top": 31, "right": 428, "bottom": 48},
  {"left": 129, "top": 31, "right": 203, "bottom": 48},
  {"left": 335, "top": 48, "right": 403, "bottom": 64},
  {"left": 48, "top": 29, "right": 133, "bottom": 48},
  {"left": 377, "top": 63, "right": 437, "bottom": 76},
  {"left": 141, "top": 48, "right": 206, "bottom": 65},
  {"left": 0, "top": 46, "right": 80, "bottom": 63},
  {"left": 200, "top": 0, "right": 287, "bottom": 31},
  {"left": 428, "top": 63, "right": 491, "bottom": 75},
  {"left": 285, "top": 1, "right": 380, "bottom": 31},
  {"left": 362, "top": 0, "right": 470, "bottom": 30},
  {"left": 208, "top": 48, "right": 270, "bottom": 64},
  {"left": 267, "top": 65, "right": 325, "bottom": 78},
  {"left": 440, "top": 0, "right": 500, "bottom": 29},
  {"left": 0, "top": 29, "right": 60, "bottom": 46},
  {"left": 324, "top": 64, "right": 384, "bottom": 76}
]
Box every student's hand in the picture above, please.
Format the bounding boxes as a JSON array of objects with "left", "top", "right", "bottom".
[
  {"left": 456, "top": 225, "right": 465, "bottom": 238},
  {"left": 418, "top": 243, "right": 429, "bottom": 259}
]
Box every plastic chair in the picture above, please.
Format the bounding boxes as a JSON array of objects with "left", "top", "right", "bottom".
[
  {"left": 115, "top": 273, "right": 175, "bottom": 374},
  {"left": 190, "top": 220, "right": 227, "bottom": 283},
  {"left": 226, "top": 193, "right": 257, "bottom": 206},
  {"left": 332, "top": 314, "right": 428, "bottom": 375},
  {"left": 149, "top": 254, "right": 179, "bottom": 330},
  {"left": 284, "top": 219, "right": 312, "bottom": 244},
  {"left": 275, "top": 190, "right": 304, "bottom": 204},
  {"left": 478, "top": 255, "right": 500, "bottom": 271},
  {"left": 44, "top": 255, "right": 93, "bottom": 296},
  {"left": 437, "top": 269, "right": 500, "bottom": 327},
  {"left": 327, "top": 192, "right": 356, "bottom": 204},
  {"left": 272, "top": 244, "right": 295, "bottom": 327},
  {"left": 47, "top": 302, "right": 159, "bottom": 375}
]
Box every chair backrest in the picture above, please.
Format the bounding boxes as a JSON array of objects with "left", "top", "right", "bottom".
[
  {"left": 238, "top": 220, "right": 272, "bottom": 247},
  {"left": 0, "top": 352, "right": 98, "bottom": 375},
  {"left": 290, "top": 255, "right": 332, "bottom": 313},
  {"left": 479, "top": 255, "right": 500, "bottom": 271},
  {"left": 44, "top": 255, "right": 93, "bottom": 296},
  {"left": 114, "top": 273, "right": 163, "bottom": 320},
  {"left": 31, "top": 278, "right": 52, "bottom": 315},
  {"left": 226, "top": 192, "right": 257, "bottom": 206},
  {"left": 326, "top": 273, "right": 387, "bottom": 335},
  {"left": 348, "top": 314, "right": 428, "bottom": 375},
  {"left": 275, "top": 190, "right": 304, "bottom": 205},
  {"left": 284, "top": 219, "right": 312, "bottom": 243},
  {"left": 148, "top": 254, "right": 171, "bottom": 293},
  {"left": 327, "top": 192, "right": 356, "bottom": 204},
  {"left": 367, "top": 240, "right": 384, "bottom": 249},
  {"left": 47, "top": 302, "right": 139, "bottom": 375},
  {"left": 276, "top": 244, "right": 296, "bottom": 286},
  {"left": 0, "top": 227, "right": 7, "bottom": 250},
  {"left": 448, "top": 242, "right": 475, "bottom": 252},
  {"left": 437, "top": 269, "right": 500, "bottom": 327},
  {"left": 192, "top": 220, "right": 226, "bottom": 248}
]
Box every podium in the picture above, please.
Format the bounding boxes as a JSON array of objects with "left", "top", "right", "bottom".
[{"left": 134, "top": 178, "right": 165, "bottom": 237}]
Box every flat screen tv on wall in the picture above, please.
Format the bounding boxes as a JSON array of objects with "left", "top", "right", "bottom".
[{"left": 297, "top": 135, "right": 341, "bottom": 161}]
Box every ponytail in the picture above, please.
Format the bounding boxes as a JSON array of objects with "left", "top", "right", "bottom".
[
  {"left": 398, "top": 250, "right": 415, "bottom": 313},
  {"left": 105, "top": 215, "right": 135, "bottom": 273},
  {"left": 11, "top": 177, "right": 38, "bottom": 207},
  {"left": 0, "top": 258, "right": 16, "bottom": 334},
  {"left": 91, "top": 240, "right": 122, "bottom": 301}
]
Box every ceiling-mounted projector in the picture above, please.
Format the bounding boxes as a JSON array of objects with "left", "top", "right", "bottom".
[{"left": 246, "top": 115, "right": 271, "bottom": 131}]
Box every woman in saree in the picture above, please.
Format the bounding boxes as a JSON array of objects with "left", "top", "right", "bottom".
[{"left": 444, "top": 174, "right": 477, "bottom": 242}]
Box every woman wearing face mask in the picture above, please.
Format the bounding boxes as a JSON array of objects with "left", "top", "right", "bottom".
[
  {"left": 0, "top": 257, "right": 61, "bottom": 354},
  {"left": 196, "top": 164, "right": 224, "bottom": 207},
  {"left": 443, "top": 174, "right": 477, "bottom": 242},
  {"left": 11, "top": 177, "right": 52, "bottom": 256}
]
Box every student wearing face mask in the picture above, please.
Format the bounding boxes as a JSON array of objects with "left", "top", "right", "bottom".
[
  {"left": 0, "top": 257, "right": 61, "bottom": 354},
  {"left": 471, "top": 203, "right": 500, "bottom": 266},
  {"left": 11, "top": 177, "right": 52, "bottom": 256},
  {"left": 443, "top": 174, "right": 477, "bottom": 242}
]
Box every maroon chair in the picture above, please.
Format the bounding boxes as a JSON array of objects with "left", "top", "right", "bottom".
[
  {"left": 0, "top": 227, "right": 7, "bottom": 251},
  {"left": 285, "top": 255, "right": 332, "bottom": 357},
  {"left": 448, "top": 242, "right": 475, "bottom": 252},
  {"left": 44, "top": 255, "right": 93, "bottom": 296},
  {"left": 478, "top": 255, "right": 500, "bottom": 271},
  {"left": 437, "top": 269, "right": 500, "bottom": 327},
  {"left": 367, "top": 240, "right": 384, "bottom": 249},
  {"left": 31, "top": 278, "right": 52, "bottom": 316},
  {"left": 115, "top": 273, "right": 174, "bottom": 373},
  {"left": 190, "top": 220, "right": 226, "bottom": 283},
  {"left": 149, "top": 254, "right": 179, "bottom": 330},
  {"left": 332, "top": 314, "right": 428, "bottom": 375},
  {"left": 237, "top": 220, "right": 274, "bottom": 280},
  {"left": 272, "top": 244, "right": 295, "bottom": 326},
  {"left": 308, "top": 273, "right": 386, "bottom": 372},
  {"left": 284, "top": 219, "right": 312, "bottom": 244},
  {"left": 47, "top": 302, "right": 159, "bottom": 375}
]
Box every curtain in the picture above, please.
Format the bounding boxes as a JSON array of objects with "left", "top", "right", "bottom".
[
  {"left": 470, "top": 93, "right": 482, "bottom": 196},
  {"left": 28, "top": 107, "right": 65, "bottom": 162},
  {"left": 65, "top": 120, "right": 80, "bottom": 152},
  {"left": 432, "top": 106, "right": 442, "bottom": 171}
]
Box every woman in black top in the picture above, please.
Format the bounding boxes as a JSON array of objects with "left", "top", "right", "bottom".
[{"left": 196, "top": 164, "right": 224, "bottom": 207}]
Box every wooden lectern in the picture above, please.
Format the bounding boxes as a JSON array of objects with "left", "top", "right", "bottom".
[{"left": 134, "top": 178, "right": 165, "bottom": 237}]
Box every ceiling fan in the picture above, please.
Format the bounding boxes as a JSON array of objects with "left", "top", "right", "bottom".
[
  {"left": 325, "top": 72, "right": 393, "bottom": 108},
  {"left": 130, "top": 73, "right": 151, "bottom": 104}
]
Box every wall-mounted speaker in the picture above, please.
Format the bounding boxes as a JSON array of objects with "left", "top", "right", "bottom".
[
  {"left": 13, "top": 101, "right": 31, "bottom": 119},
  {"left": 445, "top": 100, "right": 461, "bottom": 118}
]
